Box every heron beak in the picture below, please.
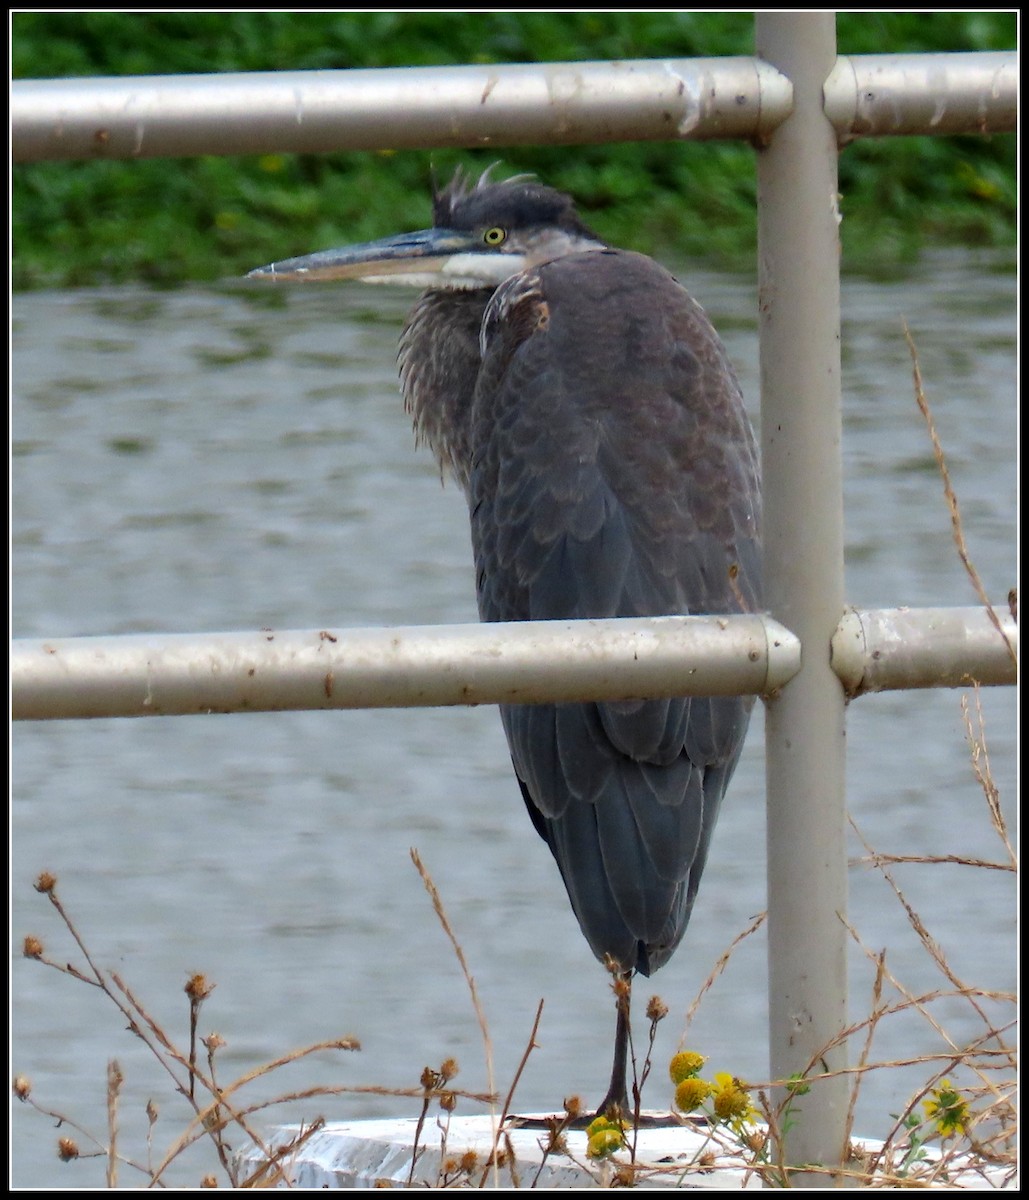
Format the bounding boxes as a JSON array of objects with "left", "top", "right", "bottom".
[{"left": 247, "top": 228, "right": 517, "bottom": 289}]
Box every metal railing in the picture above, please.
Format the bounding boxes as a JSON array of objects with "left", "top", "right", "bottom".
[
  {"left": 10, "top": 11, "right": 1017, "bottom": 1181},
  {"left": 10, "top": 51, "right": 1016, "bottom": 162},
  {"left": 10, "top": 607, "right": 1015, "bottom": 722}
]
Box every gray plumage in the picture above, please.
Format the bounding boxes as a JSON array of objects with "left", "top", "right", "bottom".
[{"left": 399, "top": 173, "right": 760, "bottom": 981}]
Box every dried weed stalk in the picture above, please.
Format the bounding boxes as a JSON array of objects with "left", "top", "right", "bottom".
[{"left": 15, "top": 872, "right": 498, "bottom": 1187}]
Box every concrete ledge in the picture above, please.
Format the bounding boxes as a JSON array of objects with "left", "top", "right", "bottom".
[{"left": 236, "top": 1112, "right": 1015, "bottom": 1188}]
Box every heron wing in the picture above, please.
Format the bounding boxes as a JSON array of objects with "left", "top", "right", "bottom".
[{"left": 469, "top": 249, "right": 761, "bottom": 973}]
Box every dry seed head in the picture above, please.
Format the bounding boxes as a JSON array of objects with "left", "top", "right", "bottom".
[
  {"left": 185, "top": 973, "right": 214, "bottom": 1002},
  {"left": 13, "top": 1075, "right": 32, "bottom": 1100},
  {"left": 439, "top": 1057, "right": 459, "bottom": 1081},
  {"left": 147, "top": 1098, "right": 159, "bottom": 1125},
  {"left": 419, "top": 1066, "right": 438, "bottom": 1090},
  {"left": 548, "top": 1131, "right": 569, "bottom": 1155},
  {"left": 34, "top": 872, "right": 57, "bottom": 894},
  {"left": 646, "top": 995, "right": 669, "bottom": 1022},
  {"left": 743, "top": 1129, "right": 767, "bottom": 1153},
  {"left": 58, "top": 1136, "right": 79, "bottom": 1161},
  {"left": 845, "top": 1140, "right": 870, "bottom": 1166},
  {"left": 200, "top": 1174, "right": 219, "bottom": 1187},
  {"left": 22, "top": 935, "right": 44, "bottom": 959},
  {"left": 563, "top": 1094, "right": 583, "bottom": 1119},
  {"left": 203, "top": 1032, "right": 226, "bottom": 1053},
  {"left": 439, "top": 1090, "right": 457, "bottom": 1112},
  {"left": 459, "top": 1150, "right": 478, "bottom": 1173}
]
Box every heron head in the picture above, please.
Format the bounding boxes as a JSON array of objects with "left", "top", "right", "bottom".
[{"left": 247, "top": 166, "right": 605, "bottom": 291}]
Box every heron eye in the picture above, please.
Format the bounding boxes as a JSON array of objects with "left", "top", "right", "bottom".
[{"left": 483, "top": 227, "right": 507, "bottom": 246}]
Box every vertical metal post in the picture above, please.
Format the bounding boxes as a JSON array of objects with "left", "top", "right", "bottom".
[{"left": 755, "top": 12, "right": 850, "bottom": 1181}]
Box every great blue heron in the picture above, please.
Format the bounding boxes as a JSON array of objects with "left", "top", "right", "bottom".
[{"left": 250, "top": 167, "right": 761, "bottom": 1119}]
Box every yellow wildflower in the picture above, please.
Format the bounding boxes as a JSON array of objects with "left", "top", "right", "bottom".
[
  {"left": 674, "top": 1076, "right": 713, "bottom": 1113},
  {"left": 711, "top": 1072, "right": 757, "bottom": 1129},
  {"left": 586, "top": 1114, "right": 625, "bottom": 1139},
  {"left": 923, "top": 1080, "right": 969, "bottom": 1138},
  {"left": 587, "top": 1126, "right": 625, "bottom": 1159},
  {"left": 585, "top": 1115, "right": 626, "bottom": 1159},
  {"left": 669, "top": 1050, "right": 707, "bottom": 1084}
]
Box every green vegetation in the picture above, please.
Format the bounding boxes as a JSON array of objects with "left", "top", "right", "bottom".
[{"left": 11, "top": 12, "right": 1016, "bottom": 289}]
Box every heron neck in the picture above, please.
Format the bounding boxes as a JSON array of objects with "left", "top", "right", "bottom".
[{"left": 398, "top": 287, "right": 493, "bottom": 491}]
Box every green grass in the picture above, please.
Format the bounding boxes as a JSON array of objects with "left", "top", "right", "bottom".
[{"left": 11, "top": 12, "right": 1016, "bottom": 289}]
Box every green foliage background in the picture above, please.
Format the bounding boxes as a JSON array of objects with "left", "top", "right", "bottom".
[{"left": 11, "top": 11, "right": 1017, "bottom": 289}]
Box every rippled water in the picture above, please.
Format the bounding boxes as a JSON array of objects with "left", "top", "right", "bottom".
[{"left": 11, "top": 249, "right": 1016, "bottom": 1188}]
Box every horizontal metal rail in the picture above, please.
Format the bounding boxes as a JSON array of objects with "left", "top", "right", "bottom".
[
  {"left": 11, "top": 606, "right": 1015, "bottom": 722},
  {"left": 11, "top": 58, "right": 792, "bottom": 162},
  {"left": 11, "top": 615, "right": 798, "bottom": 721},
  {"left": 824, "top": 52, "right": 1018, "bottom": 139},
  {"left": 832, "top": 605, "right": 1017, "bottom": 696},
  {"left": 10, "top": 52, "right": 1015, "bottom": 164}
]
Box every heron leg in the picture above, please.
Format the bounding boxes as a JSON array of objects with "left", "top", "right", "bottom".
[{"left": 595, "top": 972, "right": 632, "bottom": 1120}]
